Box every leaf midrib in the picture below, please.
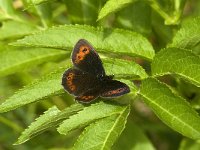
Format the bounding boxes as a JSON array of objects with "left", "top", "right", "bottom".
[
  {"left": 100, "top": 107, "right": 127, "bottom": 150},
  {"left": 140, "top": 93, "right": 200, "bottom": 137}
]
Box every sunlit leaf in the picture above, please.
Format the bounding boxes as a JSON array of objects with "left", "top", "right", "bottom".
[
  {"left": 169, "top": 17, "right": 200, "bottom": 49},
  {"left": 57, "top": 101, "right": 128, "bottom": 135},
  {"left": 74, "top": 105, "right": 130, "bottom": 150},
  {"left": 16, "top": 104, "right": 84, "bottom": 144},
  {"left": 140, "top": 78, "right": 200, "bottom": 140},
  {"left": 152, "top": 48, "right": 200, "bottom": 87},
  {"left": 12, "top": 25, "right": 155, "bottom": 60}
]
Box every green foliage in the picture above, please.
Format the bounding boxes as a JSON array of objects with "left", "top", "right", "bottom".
[
  {"left": 0, "top": 68, "right": 66, "bottom": 113},
  {"left": 169, "top": 17, "right": 200, "bottom": 49},
  {"left": 140, "top": 78, "right": 200, "bottom": 140},
  {"left": 0, "top": 0, "right": 200, "bottom": 149},
  {"left": 97, "top": 0, "right": 136, "bottom": 21},
  {"left": 73, "top": 106, "right": 130, "bottom": 150},
  {"left": 12, "top": 25, "right": 155, "bottom": 60},
  {"left": 0, "top": 47, "right": 66, "bottom": 78},
  {"left": 152, "top": 48, "right": 200, "bottom": 87},
  {"left": 16, "top": 104, "right": 84, "bottom": 144},
  {"left": 0, "top": 21, "right": 38, "bottom": 40},
  {"left": 58, "top": 102, "right": 129, "bottom": 135}
]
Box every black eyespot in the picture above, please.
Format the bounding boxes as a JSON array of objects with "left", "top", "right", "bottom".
[{"left": 82, "top": 48, "right": 88, "bottom": 53}]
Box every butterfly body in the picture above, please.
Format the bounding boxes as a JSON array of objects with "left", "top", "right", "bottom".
[{"left": 62, "top": 39, "right": 130, "bottom": 103}]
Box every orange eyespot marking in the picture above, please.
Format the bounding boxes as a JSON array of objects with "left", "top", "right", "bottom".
[
  {"left": 106, "top": 88, "right": 125, "bottom": 95},
  {"left": 80, "top": 46, "right": 90, "bottom": 53},
  {"left": 69, "top": 73, "right": 74, "bottom": 77},
  {"left": 80, "top": 95, "right": 94, "bottom": 100},
  {"left": 66, "top": 73, "right": 74, "bottom": 80},
  {"left": 70, "top": 85, "right": 76, "bottom": 91},
  {"left": 67, "top": 80, "right": 72, "bottom": 86},
  {"left": 74, "top": 46, "right": 90, "bottom": 64},
  {"left": 67, "top": 76, "right": 71, "bottom": 80},
  {"left": 66, "top": 72, "right": 75, "bottom": 87}
]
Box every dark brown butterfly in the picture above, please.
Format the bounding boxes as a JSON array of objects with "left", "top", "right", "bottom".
[{"left": 62, "top": 39, "right": 130, "bottom": 103}]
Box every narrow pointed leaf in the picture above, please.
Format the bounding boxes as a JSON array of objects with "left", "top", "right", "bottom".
[
  {"left": 12, "top": 25, "right": 155, "bottom": 60},
  {"left": 169, "top": 17, "right": 200, "bottom": 49},
  {"left": 97, "top": 0, "right": 136, "bottom": 21},
  {"left": 0, "top": 68, "right": 66, "bottom": 113},
  {"left": 16, "top": 104, "right": 84, "bottom": 145},
  {"left": 74, "top": 105, "right": 130, "bottom": 150},
  {"left": 152, "top": 48, "right": 200, "bottom": 87},
  {"left": 140, "top": 78, "right": 200, "bottom": 140},
  {"left": 0, "top": 47, "right": 66, "bottom": 78},
  {"left": 57, "top": 101, "right": 128, "bottom": 135}
]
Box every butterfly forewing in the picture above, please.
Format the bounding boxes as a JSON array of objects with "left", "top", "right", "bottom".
[
  {"left": 72, "top": 39, "right": 105, "bottom": 76},
  {"left": 62, "top": 68, "right": 101, "bottom": 96}
]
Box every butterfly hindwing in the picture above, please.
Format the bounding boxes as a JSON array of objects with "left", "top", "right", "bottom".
[
  {"left": 62, "top": 68, "right": 101, "bottom": 96},
  {"left": 72, "top": 39, "right": 105, "bottom": 75},
  {"left": 100, "top": 80, "right": 130, "bottom": 98},
  {"left": 75, "top": 87, "right": 101, "bottom": 103}
]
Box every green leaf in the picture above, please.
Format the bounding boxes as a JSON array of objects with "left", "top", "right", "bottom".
[
  {"left": 15, "top": 104, "right": 84, "bottom": 145},
  {"left": 139, "top": 78, "right": 200, "bottom": 140},
  {"left": 113, "top": 120, "right": 155, "bottom": 150},
  {"left": 57, "top": 101, "right": 128, "bottom": 135},
  {"left": 169, "top": 17, "right": 200, "bottom": 49},
  {"left": 24, "top": 0, "right": 55, "bottom": 6},
  {"left": 0, "top": 47, "right": 67, "bottom": 78},
  {"left": 0, "top": 0, "right": 17, "bottom": 20},
  {"left": 179, "top": 138, "right": 200, "bottom": 150},
  {"left": 115, "top": 1, "right": 151, "bottom": 36},
  {"left": 146, "top": 0, "right": 186, "bottom": 25},
  {"left": 103, "top": 58, "right": 148, "bottom": 79},
  {"left": 0, "top": 68, "right": 66, "bottom": 113},
  {"left": 11, "top": 25, "right": 155, "bottom": 60},
  {"left": 35, "top": 3, "right": 53, "bottom": 28},
  {"left": 0, "top": 21, "right": 39, "bottom": 40},
  {"left": 73, "top": 105, "right": 130, "bottom": 150},
  {"left": 97, "top": 0, "right": 136, "bottom": 21},
  {"left": 152, "top": 48, "right": 200, "bottom": 87},
  {"left": 63, "top": 0, "right": 101, "bottom": 25}
]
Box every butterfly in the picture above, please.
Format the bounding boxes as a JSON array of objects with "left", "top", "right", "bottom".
[{"left": 62, "top": 39, "right": 130, "bottom": 103}]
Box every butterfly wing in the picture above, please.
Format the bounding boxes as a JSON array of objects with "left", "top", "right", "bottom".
[
  {"left": 72, "top": 39, "right": 105, "bottom": 75},
  {"left": 100, "top": 80, "right": 130, "bottom": 98},
  {"left": 75, "top": 87, "right": 101, "bottom": 103},
  {"left": 62, "top": 68, "right": 101, "bottom": 99}
]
